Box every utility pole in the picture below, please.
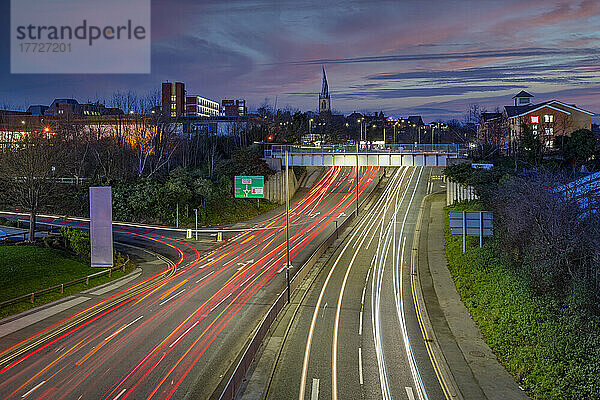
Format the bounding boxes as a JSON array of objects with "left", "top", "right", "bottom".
[
  {"left": 356, "top": 142, "right": 359, "bottom": 216},
  {"left": 285, "top": 150, "right": 291, "bottom": 303},
  {"left": 193, "top": 208, "right": 198, "bottom": 240}
]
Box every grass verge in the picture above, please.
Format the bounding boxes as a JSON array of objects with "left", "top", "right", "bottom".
[
  {"left": 0, "top": 245, "right": 136, "bottom": 319},
  {"left": 445, "top": 201, "right": 600, "bottom": 399}
]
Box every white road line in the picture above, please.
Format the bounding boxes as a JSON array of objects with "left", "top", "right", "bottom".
[
  {"left": 361, "top": 285, "right": 367, "bottom": 307},
  {"left": 159, "top": 289, "right": 186, "bottom": 306},
  {"left": 169, "top": 320, "right": 200, "bottom": 348},
  {"left": 406, "top": 386, "right": 416, "bottom": 400},
  {"left": 21, "top": 381, "right": 45, "bottom": 398},
  {"left": 209, "top": 292, "right": 233, "bottom": 314},
  {"left": 104, "top": 315, "right": 143, "bottom": 341},
  {"left": 196, "top": 270, "right": 215, "bottom": 283},
  {"left": 113, "top": 388, "right": 127, "bottom": 400},
  {"left": 358, "top": 348, "right": 364, "bottom": 385},
  {"left": 238, "top": 273, "right": 256, "bottom": 288},
  {"left": 311, "top": 378, "right": 320, "bottom": 400},
  {"left": 358, "top": 311, "right": 363, "bottom": 335}
]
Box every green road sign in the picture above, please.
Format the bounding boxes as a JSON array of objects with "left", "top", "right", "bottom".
[{"left": 234, "top": 176, "right": 264, "bottom": 198}]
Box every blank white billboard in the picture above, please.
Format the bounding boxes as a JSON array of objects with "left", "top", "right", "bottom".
[{"left": 90, "top": 186, "right": 114, "bottom": 268}]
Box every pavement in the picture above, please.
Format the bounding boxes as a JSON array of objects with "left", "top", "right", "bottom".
[{"left": 238, "top": 174, "right": 529, "bottom": 400}]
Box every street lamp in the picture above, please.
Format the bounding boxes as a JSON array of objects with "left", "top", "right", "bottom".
[
  {"left": 355, "top": 142, "right": 359, "bottom": 216},
  {"left": 308, "top": 118, "right": 314, "bottom": 142},
  {"left": 285, "top": 150, "right": 291, "bottom": 303},
  {"left": 193, "top": 208, "right": 198, "bottom": 240}
]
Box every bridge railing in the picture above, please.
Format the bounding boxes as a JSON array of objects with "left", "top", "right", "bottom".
[{"left": 265, "top": 143, "right": 459, "bottom": 157}]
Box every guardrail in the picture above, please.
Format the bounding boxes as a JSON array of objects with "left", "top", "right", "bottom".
[
  {"left": 0, "top": 225, "right": 62, "bottom": 242},
  {"left": 218, "top": 171, "right": 385, "bottom": 399},
  {"left": 265, "top": 143, "right": 460, "bottom": 157},
  {"left": 0, "top": 256, "right": 130, "bottom": 309}
]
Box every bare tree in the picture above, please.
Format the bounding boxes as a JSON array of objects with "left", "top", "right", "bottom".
[
  {"left": 127, "top": 115, "right": 179, "bottom": 178},
  {"left": 0, "top": 131, "right": 66, "bottom": 241}
]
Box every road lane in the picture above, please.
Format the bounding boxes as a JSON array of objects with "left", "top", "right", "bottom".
[
  {"left": 0, "top": 166, "right": 381, "bottom": 400},
  {"left": 267, "top": 167, "right": 450, "bottom": 400}
]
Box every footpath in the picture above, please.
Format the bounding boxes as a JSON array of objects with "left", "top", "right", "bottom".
[{"left": 420, "top": 194, "right": 529, "bottom": 400}]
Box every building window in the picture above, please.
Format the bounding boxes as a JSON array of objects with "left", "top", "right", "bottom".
[
  {"left": 531, "top": 115, "right": 539, "bottom": 124},
  {"left": 545, "top": 140, "right": 553, "bottom": 148},
  {"left": 544, "top": 114, "right": 554, "bottom": 123},
  {"left": 545, "top": 127, "right": 554, "bottom": 135}
]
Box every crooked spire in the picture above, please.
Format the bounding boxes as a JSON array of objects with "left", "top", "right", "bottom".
[{"left": 320, "top": 66, "right": 329, "bottom": 99}]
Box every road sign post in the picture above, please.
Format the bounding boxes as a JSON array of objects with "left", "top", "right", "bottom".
[
  {"left": 449, "top": 210, "right": 493, "bottom": 253},
  {"left": 194, "top": 208, "right": 198, "bottom": 241}
]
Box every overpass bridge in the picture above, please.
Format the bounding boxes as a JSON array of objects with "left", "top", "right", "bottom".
[{"left": 264, "top": 143, "right": 463, "bottom": 167}]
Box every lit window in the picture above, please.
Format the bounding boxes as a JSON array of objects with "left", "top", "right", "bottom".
[
  {"left": 531, "top": 116, "right": 539, "bottom": 124},
  {"left": 545, "top": 127, "right": 554, "bottom": 135},
  {"left": 544, "top": 114, "right": 554, "bottom": 123}
]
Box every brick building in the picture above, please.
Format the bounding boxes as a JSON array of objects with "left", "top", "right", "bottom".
[{"left": 478, "top": 91, "right": 594, "bottom": 154}]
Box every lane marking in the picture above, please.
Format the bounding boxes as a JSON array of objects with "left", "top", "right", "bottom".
[
  {"left": 113, "top": 388, "right": 127, "bottom": 400},
  {"left": 159, "top": 289, "right": 186, "bottom": 306},
  {"left": 406, "top": 386, "right": 416, "bottom": 400},
  {"left": 169, "top": 320, "right": 200, "bottom": 348},
  {"left": 358, "top": 348, "right": 364, "bottom": 385},
  {"left": 358, "top": 311, "right": 363, "bottom": 335},
  {"left": 158, "top": 279, "right": 188, "bottom": 300},
  {"left": 21, "top": 381, "right": 45, "bottom": 398},
  {"left": 311, "top": 378, "right": 319, "bottom": 400},
  {"left": 196, "top": 270, "right": 215, "bottom": 283}
]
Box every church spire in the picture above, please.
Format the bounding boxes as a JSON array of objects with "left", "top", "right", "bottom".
[
  {"left": 319, "top": 66, "right": 331, "bottom": 114},
  {"left": 320, "top": 66, "right": 329, "bottom": 98}
]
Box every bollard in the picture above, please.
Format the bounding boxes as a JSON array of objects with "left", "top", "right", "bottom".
[
  {"left": 61, "top": 284, "right": 64, "bottom": 294},
  {"left": 108, "top": 269, "right": 111, "bottom": 278},
  {"left": 86, "top": 276, "right": 89, "bottom": 285},
  {"left": 122, "top": 263, "right": 126, "bottom": 272},
  {"left": 30, "top": 293, "right": 34, "bottom": 303}
]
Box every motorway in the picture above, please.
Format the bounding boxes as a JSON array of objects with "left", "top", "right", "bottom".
[
  {"left": 266, "top": 166, "right": 450, "bottom": 400},
  {"left": 0, "top": 166, "right": 380, "bottom": 400}
]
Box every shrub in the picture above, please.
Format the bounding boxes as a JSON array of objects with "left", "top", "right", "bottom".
[{"left": 60, "top": 226, "right": 90, "bottom": 257}]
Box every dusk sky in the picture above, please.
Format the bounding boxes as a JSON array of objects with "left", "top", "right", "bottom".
[{"left": 2, "top": 0, "right": 600, "bottom": 122}]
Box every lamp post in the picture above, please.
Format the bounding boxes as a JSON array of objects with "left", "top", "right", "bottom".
[
  {"left": 308, "top": 118, "right": 313, "bottom": 142},
  {"left": 285, "top": 150, "right": 291, "bottom": 303},
  {"left": 193, "top": 208, "right": 198, "bottom": 240},
  {"left": 355, "top": 142, "right": 359, "bottom": 216}
]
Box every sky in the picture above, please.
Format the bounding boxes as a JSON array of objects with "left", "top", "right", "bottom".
[{"left": 2, "top": 0, "right": 600, "bottom": 123}]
